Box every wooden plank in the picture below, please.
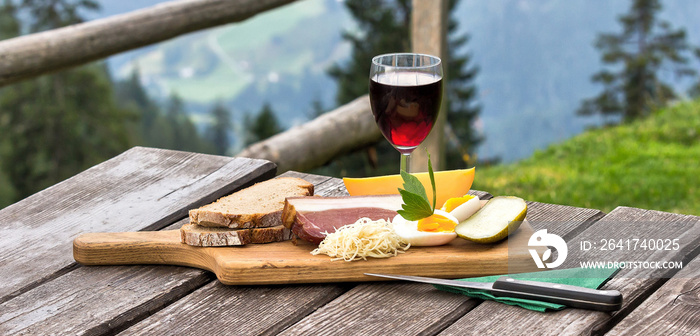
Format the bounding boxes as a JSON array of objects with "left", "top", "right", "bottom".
[
  {"left": 0, "top": 171, "right": 324, "bottom": 335},
  {"left": 282, "top": 282, "right": 476, "bottom": 336},
  {"left": 0, "top": 0, "right": 298, "bottom": 87},
  {"left": 0, "top": 219, "right": 217, "bottom": 336},
  {"left": 605, "top": 253, "right": 700, "bottom": 335},
  {"left": 279, "top": 171, "right": 338, "bottom": 194},
  {"left": 410, "top": 0, "right": 449, "bottom": 171},
  {"left": 121, "top": 282, "right": 348, "bottom": 336},
  {"left": 525, "top": 201, "right": 605, "bottom": 239},
  {"left": 469, "top": 189, "right": 492, "bottom": 200},
  {"left": 438, "top": 206, "right": 700, "bottom": 336},
  {"left": 278, "top": 202, "right": 605, "bottom": 335},
  {"left": 0, "top": 147, "right": 275, "bottom": 302},
  {"left": 117, "top": 176, "right": 354, "bottom": 335}
]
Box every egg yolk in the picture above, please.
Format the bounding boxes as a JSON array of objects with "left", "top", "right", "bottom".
[
  {"left": 417, "top": 213, "right": 457, "bottom": 232},
  {"left": 442, "top": 195, "right": 475, "bottom": 212}
]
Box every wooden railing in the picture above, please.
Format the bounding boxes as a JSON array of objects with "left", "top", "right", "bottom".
[
  {"left": 237, "top": 95, "right": 381, "bottom": 173},
  {"left": 0, "top": 0, "right": 297, "bottom": 87},
  {"left": 410, "top": 0, "right": 447, "bottom": 171},
  {"left": 0, "top": 0, "right": 447, "bottom": 173}
]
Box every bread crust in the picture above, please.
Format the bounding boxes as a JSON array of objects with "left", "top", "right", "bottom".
[
  {"left": 180, "top": 223, "right": 293, "bottom": 246},
  {"left": 249, "top": 225, "right": 294, "bottom": 243},
  {"left": 180, "top": 223, "right": 251, "bottom": 246}
]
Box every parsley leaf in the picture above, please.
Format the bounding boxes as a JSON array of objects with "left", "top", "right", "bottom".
[
  {"left": 397, "top": 189, "right": 433, "bottom": 220},
  {"left": 400, "top": 170, "right": 428, "bottom": 203},
  {"left": 396, "top": 154, "right": 437, "bottom": 221}
]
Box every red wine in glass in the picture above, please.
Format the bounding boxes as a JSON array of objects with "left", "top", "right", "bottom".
[
  {"left": 369, "top": 72, "right": 442, "bottom": 154},
  {"left": 369, "top": 53, "right": 443, "bottom": 173}
]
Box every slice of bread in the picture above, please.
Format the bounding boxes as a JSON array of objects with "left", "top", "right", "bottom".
[
  {"left": 180, "top": 223, "right": 293, "bottom": 246},
  {"left": 189, "top": 177, "right": 314, "bottom": 229}
]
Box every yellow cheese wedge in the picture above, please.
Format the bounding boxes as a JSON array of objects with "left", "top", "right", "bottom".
[{"left": 343, "top": 168, "right": 475, "bottom": 208}]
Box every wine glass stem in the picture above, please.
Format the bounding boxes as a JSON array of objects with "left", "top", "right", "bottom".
[{"left": 400, "top": 153, "right": 411, "bottom": 173}]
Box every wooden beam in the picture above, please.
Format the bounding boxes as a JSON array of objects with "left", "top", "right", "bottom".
[
  {"left": 237, "top": 95, "right": 382, "bottom": 174},
  {"left": 410, "top": 0, "right": 448, "bottom": 171},
  {"left": 0, "top": 0, "right": 297, "bottom": 87}
]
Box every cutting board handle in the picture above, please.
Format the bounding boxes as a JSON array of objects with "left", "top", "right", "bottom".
[{"left": 73, "top": 230, "right": 213, "bottom": 272}]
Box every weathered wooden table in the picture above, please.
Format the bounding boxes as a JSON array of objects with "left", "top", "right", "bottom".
[{"left": 1, "top": 147, "right": 698, "bottom": 335}]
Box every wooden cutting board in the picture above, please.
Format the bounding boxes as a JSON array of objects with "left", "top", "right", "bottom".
[{"left": 73, "top": 222, "right": 543, "bottom": 285}]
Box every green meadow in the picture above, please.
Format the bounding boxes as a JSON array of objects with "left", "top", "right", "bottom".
[{"left": 475, "top": 100, "right": 700, "bottom": 216}]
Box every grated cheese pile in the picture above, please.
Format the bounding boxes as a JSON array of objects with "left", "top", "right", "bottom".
[{"left": 311, "top": 218, "right": 410, "bottom": 261}]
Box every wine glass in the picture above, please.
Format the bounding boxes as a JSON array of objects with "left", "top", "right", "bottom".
[{"left": 369, "top": 53, "right": 443, "bottom": 173}]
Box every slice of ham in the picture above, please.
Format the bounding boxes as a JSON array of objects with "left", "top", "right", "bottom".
[{"left": 282, "top": 195, "right": 404, "bottom": 244}]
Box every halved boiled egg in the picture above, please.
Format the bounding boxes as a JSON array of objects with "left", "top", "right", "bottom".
[
  {"left": 392, "top": 209, "right": 459, "bottom": 246},
  {"left": 442, "top": 195, "right": 481, "bottom": 222}
]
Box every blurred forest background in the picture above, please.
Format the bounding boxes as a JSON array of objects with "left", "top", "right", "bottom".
[{"left": 1, "top": 0, "right": 699, "bottom": 215}]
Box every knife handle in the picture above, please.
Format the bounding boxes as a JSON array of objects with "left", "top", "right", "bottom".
[{"left": 492, "top": 276, "right": 623, "bottom": 312}]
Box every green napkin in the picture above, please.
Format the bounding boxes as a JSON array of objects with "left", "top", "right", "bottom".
[{"left": 434, "top": 267, "right": 619, "bottom": 312}]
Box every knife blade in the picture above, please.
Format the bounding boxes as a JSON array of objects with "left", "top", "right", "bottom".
[{"left": 364, "top": 273, "right": 622, "bottom": 311}]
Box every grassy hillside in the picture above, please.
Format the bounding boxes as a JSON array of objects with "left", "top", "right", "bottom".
[{"left": 474, "top": 100, "right": 700, "bottom": 216}]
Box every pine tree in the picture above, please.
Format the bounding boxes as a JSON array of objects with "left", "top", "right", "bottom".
[
  {"left": 307, "top": 98, "right": 326, "bottom": 120},
  {"left": 114, "top": 71, "right": 215, "bottom": 154},
  {"left": 114, "top": 69, "right": 159, "bottom": 145},
  {"left": 244, "top": 102, "right": 283, "bottom": 146},
  {"left": 0, "top": 0, "right": 19, "bottom": 39},
  {"left": 207, "top": 101, "right": 232, "bottom": 155},
  {"left": 577, "top": 0, "right": 695, "bottom": 122},
  {"left": 0, "top": 0, "right": 20, "bottom": 207},
  {"left": 21, "top": 0, "right": 99, "bottom": 31},
  {"left": 0, "top": 0, "right": 134, "bottom": 200},
  {"left": 690, "top": 48, "right": 700, "bottom": 98},
  {"left": 328, "top": 0, "right": 412, "bottom": 105},
  {"left": 165, "top": 94, "right": 188, "bottom": 150},
  {"left": 443, "top": 0, "right": 481, "bottom": 169},
  {"left": 163, "top": 93, "right": 213, "bottom": 153},
  {"left": 323, "top": 0, "right": 481, "bottom": 175}
]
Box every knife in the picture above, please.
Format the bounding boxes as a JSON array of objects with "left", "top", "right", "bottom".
[{"left": 364, "top": 273, "right": 622, "bottom": 312}]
